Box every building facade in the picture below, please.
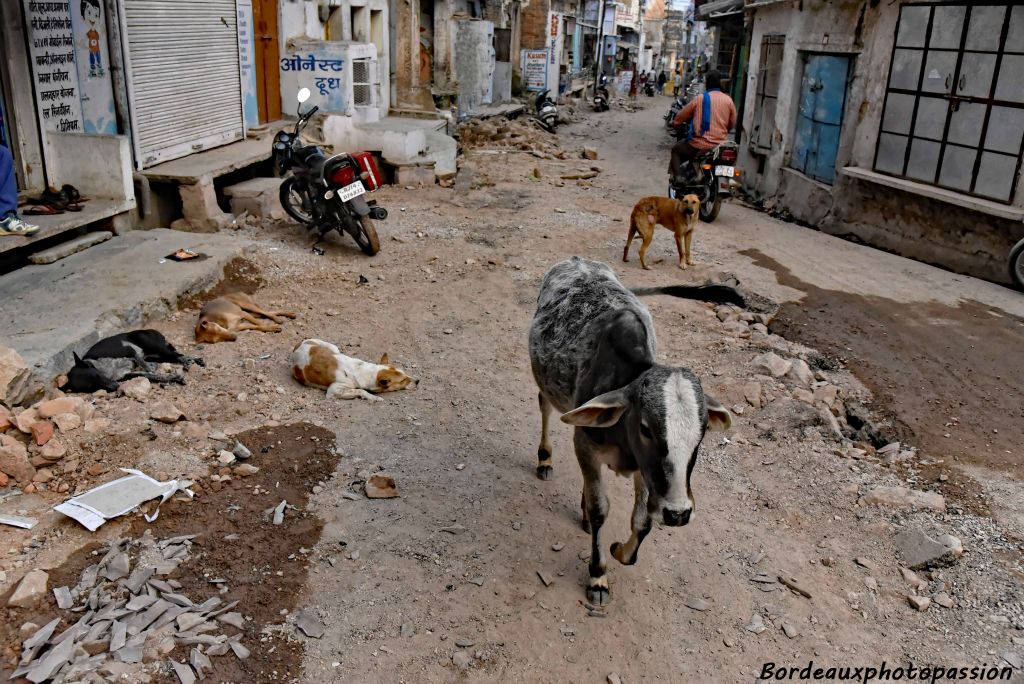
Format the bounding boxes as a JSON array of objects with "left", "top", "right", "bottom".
[{"left": 739, "top": 0, "right": 1024, "bottom": 284}]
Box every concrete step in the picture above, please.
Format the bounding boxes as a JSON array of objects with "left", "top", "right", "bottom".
[
  {"left": 0, "top": 228, "right": 246, "bottom": 403},
  {"left": 223, "top": 177, "right": 283, "bottom": 218},
  {"left": 28, "top": 231, "right": 113, "bottom": 265}
]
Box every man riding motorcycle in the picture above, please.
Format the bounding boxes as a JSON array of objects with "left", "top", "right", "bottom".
[{"left": 668, "top": 70, "right": 737, "bottom": 183}]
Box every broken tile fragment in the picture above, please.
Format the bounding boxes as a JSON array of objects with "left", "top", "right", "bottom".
[
  {"left": 176, "top": 613, "right": 207, "bottom": 633},
  {"left": 25, "top": 634, "right": 75, "bottom": 683},
  {"left": 217, "top": 612, "right": 245, "bottom": 629},
  {"left": 103, "top": 553, "right": 130, "bottom": 581},
  {"left": 171, "top": 660, "right": 196, "bottom": 684},
  {"left": 122, "top": 565, "right": 155, "bottom": 594},
  {"left": 109, "top": 621, "right": 127, "bottom": 652},
  {"left": 53, "top": 586, "right": 73, "bottom": 609},
  {"left": 228, "top": 638, "right": 250, "bottom": 660},
  {"left": 296, "top": 610, "right": 325, "bottom": 638}
]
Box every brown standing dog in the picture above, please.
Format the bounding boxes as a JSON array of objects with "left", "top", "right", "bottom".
[
  {"left": 195, "top": 292, "right": 297, "bottom": 343},
  {"left": 623, "top": 194, "right": 701, "bottom": 270}
]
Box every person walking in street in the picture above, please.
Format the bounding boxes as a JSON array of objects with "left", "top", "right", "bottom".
[
  {"left": 657, "top": 70, "right": 667, "bottom": 94},
  {"left": 0, "top": 144, "right": 39, "bottom": 237},
  {"left": 668, "top": 70, "right": 736, "bottom": 182},
  {"left": 629, "top": 69, "right": 638, "bottom": 100}
]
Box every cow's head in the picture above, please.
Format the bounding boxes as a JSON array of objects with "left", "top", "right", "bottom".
[
  {"left": 65, "top": 353, "right": 119, "bottom": 394},
  {"left": 561, "top": 366, "right": 731, "bottom": 526}
]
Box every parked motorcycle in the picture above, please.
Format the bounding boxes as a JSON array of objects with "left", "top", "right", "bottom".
[
  {"left": 643, "top": 80, "right": 656, "bottom": 97},
  {"left": 535, "top": 90, "right": 558, "bottom": 132},
  {"left": 594, "top": 75, "right": 610, "bottom": 112},
  {"left": 273, "top": 88, "right": 386, "bottom": 255},
  {"left": 668, "top": 121, "right": 740, "bottom": 223}
]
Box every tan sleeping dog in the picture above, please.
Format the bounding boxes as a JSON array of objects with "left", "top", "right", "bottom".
[
  {"left": 291, "top": 338, "right": 417, "bottom": 401},
  {"left": 195, "top": 292, "right": 297, "bottom": 343},
  {"left": 623, "top": 194, "right": 701, "bottom": 270}
]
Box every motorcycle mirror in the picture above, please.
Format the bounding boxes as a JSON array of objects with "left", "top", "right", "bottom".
[{"left": 296, "top": 88, "right": 311, "bottom": 104}]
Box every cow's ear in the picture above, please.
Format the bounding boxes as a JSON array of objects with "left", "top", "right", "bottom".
[
  {"left": 561, "top": 389, "right": 629, "bottom": 428},
  {"left": 705, "top": 396, "right": 732, "bottom": 431}
]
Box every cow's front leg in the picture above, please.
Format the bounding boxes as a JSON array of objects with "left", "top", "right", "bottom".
[
  {"left": 611, "top": 472, "right": 653, "bottom": 565},
  {"left": 576, "top": 431, "right": 611, "bottom": 605},
  {"left": 536, "top": 392, "right": 554, "bottom": 480}
]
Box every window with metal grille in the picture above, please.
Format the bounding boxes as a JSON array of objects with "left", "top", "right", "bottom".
[
  {"left": 352, "top": 58, "right": 372, "bottom": 106},
  {"left": 751, "top": 35, "right": 784, "bottom": 154},
  {"left": 874, "top": 3, "right": 1024, "bottom": 204}
]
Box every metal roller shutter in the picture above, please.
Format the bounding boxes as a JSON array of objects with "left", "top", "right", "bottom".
[{"left": 123, "top": 0, "right": 244, "bottom": 167}]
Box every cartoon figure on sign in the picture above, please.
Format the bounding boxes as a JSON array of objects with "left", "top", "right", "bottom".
[{"left": 81, "top": 0, "right": 104, "bottom": 78}]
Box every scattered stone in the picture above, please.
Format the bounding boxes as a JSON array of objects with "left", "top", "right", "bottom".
[
  {"left": 792, "top": 388, "right": 815, "bottom": 404},
  {"left": 537, "top": 570, "right": 554, "bottom": 587},
  {"left": 365, "top": 473, "right": 400, "bottom": 498},
  {"left": 40, "top": 440, "right": 68, "bottom": 462},
  {"left": 582, "top": 146, "right": 598, "bottom": 160},
  {"left": 228, "top": 639, "right": 250, "bottom": 660},
  {"left": 741, "top": 378, "right": 765, "bottom": 405},
  {"left": 934, "top": 593, "right": 955, "bottom": 608},
  {"left": 723, "top": 638, "right": 735, "bottom": 648},
  {"left": 150, "top": 401, "right": 184, "bottom": 424},
  {"left": 895, "top": 529, "right": 963, "bottom": 569},
  {"left": 230, "top": 441, "right": 252, "bottom": 461},
  {"left": 8, "top": 569, "right": 48, "bottom": 608},
  {"left": 32, "top": 467, "right": 54, "bottom": 483},
  {"left": 209, "top": 430, "right": 229, "bottom": 442},
  {"left": 0, "top": 441, "right": 34, "bottom": 483},
  {"left": 0, "top": 347, "right": 31, "bottom": 407},
  {"left": 455, "top": 638, "right": 475, "bottom": 648},
  {"left": 862, "top": 486, "right": 946, "bottom": 512},
  {"left": 452, "top": 649, "right": 473, "bottom": 670},
  {"left": 296, "top": 610, "right": 325, "bottom": 638},
  {"left": 782, "top": 622, "right": 799, "bottom": 638},
  {"left": 119, "top": 377, "right": 152, "bottom": 401},
  {"left": 272, "top": 500, "right": 287, "bottom": 525},
  {"left": 171, "top": 660, "right": 196, "bottom": 684},
  {"left": 900, "top": 567, "right": 928, "bottom": 590},
  {"left": 217, "top": 451, "right": 236, "bottom": 466},
  {"left": 400, "top": 623, "right": 414, "bottom": 638},
  {"left": 441, "top": 524, "right": 467, "bottom": 535},
  {"left": 30, "top": 420, "right": 54, "bottom": 446},
  {"left": 607, "top": 674, "right": 623, "bottom": 684},
  {"left": 1001, "top": 652, "right": 1023, "bottom": 670},
  {"left": 744, "top": 613, "right": 767, "bottom": 634},
  {"left": 786, "top": 358, "right": 814, "bottom": 386},
  {"left": 752, "top": 352, "right": 791, "bottom": 378},
  {"left": 233, "top": 463, "right": 259, "bottom": 477},
  {"left": 104, "top": 553, "right": 130, "bottom": 581},
  {"left": 854, "top": 557, "right": 879, "bottom": 572},
  {"left": 53, "top": 586, "right": 73, "bottom": 609},
  {"left": 36, "top": 396, "right": 81, "bottom": 418},
  {"left": 684, "top": 597, "right": 711, "bottom": 611},
  {"left": 552, "top": 542, "right": 564, "bottom": 552},
  {"left": 468, "top": 576, "right": 485, "bottom": 586},
  {"left": 907, "top": 595, "right": 931, "bottom": 611}
]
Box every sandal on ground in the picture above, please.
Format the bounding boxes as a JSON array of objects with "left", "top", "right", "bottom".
[
  {"left": 22, "top": 204, "right": 64, "bottom": 215},
  {"left": 0, "top": 215, "right": 41, "bottom": 236}
]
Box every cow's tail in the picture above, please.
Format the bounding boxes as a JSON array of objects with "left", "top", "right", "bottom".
[{"left": 631, "top": 284, "right": 745, "bottom": 308}]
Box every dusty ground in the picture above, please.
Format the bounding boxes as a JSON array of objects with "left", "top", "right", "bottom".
[{"left": 2, "top": 97, "right": 1023, "bottom": 683}]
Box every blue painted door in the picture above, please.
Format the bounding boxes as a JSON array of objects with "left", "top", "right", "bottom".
[{"left": 791, "top": 54, "right": 851, "bottom": 184}]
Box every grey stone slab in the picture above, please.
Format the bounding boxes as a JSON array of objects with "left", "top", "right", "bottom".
[
  {"left": 176, "top": 613, "right": 207, "bottom": 633},
  {"left": 151, "top": 605, "right": 190, "bottom": 631},
  {"left": 125, "top": 599, "right": 170, "bottom": 636},
  {"left": 122, "top": 565, "right": 155, "bottom": 595},
  {"left": 147, "top": 579, "right": 174, "bottom": 594},
  {"left": 171, "top": 660, "right": 196, "bottom": 684},
  {"left": 102, "top": 553, "right": 130, "bottom": 581},
  {"left": 162, "top": 592, "right": 194, "bottom": 608},
  {"left": 28, "top": 231, "right": 114, "bottom": 265},
  {"left": 228, "top": 639, "right": 250, "bottom": 660},
  {"left": 0, "top": 228, "right": 246, "bottom": 401},
  {"left": 205, "top": 642, "right": 230, "bottom": 657},
  {"left": 125, "top": 594, "right": 158, "bottom": 611},
  {"left": 190, "top": 647, "right": 212, "bottom": 681},
  {"left": 53, "top": 586, "right": 74, "bottom": 610},
  {"left": 216, "top": 612, "right": 244, "bottom": 629},
  {"left": 84, "top": 620, "right": 110, "bottom": 643},
  {"left": 112, "top": 635, "right": 144, "bottom": 663},
  {"left": 109, "top": 621, "right": 127, "bottom": 652},
  {"left": 25, "top": 635, "right": 75, "bottom": 683},
  {"left": 20, "top": 617, "right": 61, "bottom": 665}
]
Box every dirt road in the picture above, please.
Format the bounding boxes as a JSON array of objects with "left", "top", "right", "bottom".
[{"left": 2, "top": 98, "right": 1022, "bottom": 683}]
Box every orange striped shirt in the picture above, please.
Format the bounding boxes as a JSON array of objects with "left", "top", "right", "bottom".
[{"left": 673, "top": 91, "right": 737, "bottom": 150}]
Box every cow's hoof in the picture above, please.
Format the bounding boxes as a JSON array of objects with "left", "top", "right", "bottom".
[
  {"left": 536, "top": 465, "right": 553, "bottom": 480},
  {"left": 587, "top": 582, "right": 611, "bottom": 606}
]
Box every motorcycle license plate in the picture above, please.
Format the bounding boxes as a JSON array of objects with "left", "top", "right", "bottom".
[
  {"left": 338, "top": 181, "right": 365, "bottom": 202},
  {"left": 715, "top": 165, "right": 735, "bottom": 177}
]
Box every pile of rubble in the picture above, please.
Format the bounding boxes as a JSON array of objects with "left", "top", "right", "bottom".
[
  {"left": 9, "top": 532, "right": 248, "bottom": 683},
  {"left": 457, "top": 117, "right": 565, "bottom": 158},
  {"left": 0, "top": 395, "right": 105, "bottom": 494}
]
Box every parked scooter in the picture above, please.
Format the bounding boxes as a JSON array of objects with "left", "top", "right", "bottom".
[
  {"left": 594, "top": 75, "right": 610, "bottom": 112},
  {"left": 643, "top": 80, "right": 656, "bottom": 97},
  {"left": 273, "top": 88, "right": 386, "bottom": 255},
  {"left": 668, "top": 120, "right": 740, "bottom": 223},
  {"left": 535, "top": 90, "right": 558, "bottom": 132}
]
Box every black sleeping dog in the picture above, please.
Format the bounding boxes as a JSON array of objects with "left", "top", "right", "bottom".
[{"left": 65, "top": 330, "right": 204, "bottom": 393}]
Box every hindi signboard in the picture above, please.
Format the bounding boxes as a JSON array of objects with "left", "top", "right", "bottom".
[{"left": 521, "top": 50, "right": 548, "bottom": 91}]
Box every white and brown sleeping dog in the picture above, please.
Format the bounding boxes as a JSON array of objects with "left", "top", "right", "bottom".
[{"left": 290, "top": 339, "right": 417, "bottom": 401}]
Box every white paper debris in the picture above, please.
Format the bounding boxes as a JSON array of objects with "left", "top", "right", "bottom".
[
  {"left": 54, "top": 469, "right": 193, "bottom": 531},
  {"left": 0, "top": 514, "right": 37, "bottom": 529}
]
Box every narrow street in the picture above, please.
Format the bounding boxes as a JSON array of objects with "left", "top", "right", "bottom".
[{"left": 3, "top": 98, "right": 1023, "bottom": 683}]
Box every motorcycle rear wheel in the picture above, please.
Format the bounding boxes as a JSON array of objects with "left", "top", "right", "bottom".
[
  {"left": 279, "top": 177, "right": 315, "bottom": 224},
  {"left": 699, "top": 181, "right": 722, "bottom": 223},
  {"left": 350, "top": 215, "right": 381, "bottom": 256},
  {"left": 1010, "top": 238, "right": 1024, "bottom": 290}
]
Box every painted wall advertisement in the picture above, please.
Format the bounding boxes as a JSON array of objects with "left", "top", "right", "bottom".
[
  {"left": 23, "top": 0, "right": 117, "bottom": 136},
  {"left": 280, "top": 40, "right": 348, "bottom": 114},
  {"left": 521, "top": 50, "right": 547, "bottom": 91}
]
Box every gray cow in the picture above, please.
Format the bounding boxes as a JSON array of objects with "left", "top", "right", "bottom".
[{"left": 528, "top": 257, "right": 741, "bottom": 605}]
